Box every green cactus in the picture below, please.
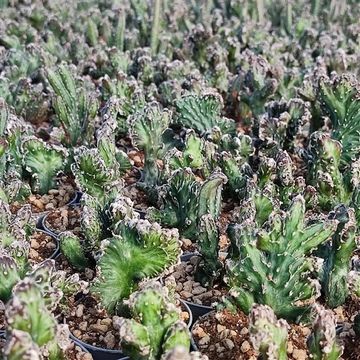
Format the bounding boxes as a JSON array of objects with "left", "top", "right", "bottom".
[
  {"left": 93, "top": 219, "right": 181, "bottom": 313},
  {"left": 175, "top": 93, "right": 235, "bottom": 136},
  {"left": 322, "top": 205, "right": 357, "bottom": 308},
  {"left": 129, "top": 102, "right": 171, "bottom": 187},
  {"left": 194, "top": 214, "right": 222, "bottom": 287},
  {"left": 226, "top": 195, "right": 338, "bottom": 320},
  {"left": 318, "top": 74, "right": 360, "bottom": 167},
  {"left": 59, "top": 231, "right": 90, "bottom": 270},
  {"left": 22, "top": 137, "right": 67, "bottom": 195},
  {"left": 47, "top": 65, "right": 98, "bottom": 147},
  {"left": 114, "top": 282, "right": 190, "bottom": 360},
  {"left": 3, "top": 330, "right": 42, "bottom": 360},
  {"left": 148, "top": 169, "right": 227, "bottom": 240},
  {"left": 0, "top": 255, "right": 22, "bottom": 302},
  {"left": 249, "top": 304, "right": 289, "bottom": 360},
  {"left": 307, "top": 305, "right": 343, "bottom": 360}
]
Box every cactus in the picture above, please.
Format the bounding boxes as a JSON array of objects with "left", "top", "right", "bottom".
[
  {"left": 3, "top": 330, "right": 42, "bottom": 360},
  {"left": 93, "top": 219, "right": 181, "bottom": 313},
  {"left": 129, "top": 101, "right": 171, "bottom": 187},
  {"left": 318, "top": 74, "right": 360, "bottom": 167},
  {"left": 175, "top": 93, "right": 235, "bottom": 136},
  {"left": 307, "top": 305, "right": 343, "bottom": 359},
  {"left": 148, "top": 169, "right": 227, "bottom": 240},
  {"left": 47, "top": 65, "right": 98, "bottom": 147},
  {"left": 194, "top": 214, "right": 222, "bottom": 287},
  {"left": 0, "top": 255, "right": 22, "bottom": 302},
  {"left": 249, "top": 304, "right": 289, "bottom": 360},
  {"left": 22, "top": 137, "right": 67, "bottom": 195},
  {"left": 322, "top": 205, "right": 357, "bottom": 307},
  {"left": 226, "top": 195, "right": 338, "bottom": 320},
  {"left": 59, "top": 232, "right": 90, "bottom": 270},
  {"left": 114, "top": 282, "right": 190, "bottom": 360}
]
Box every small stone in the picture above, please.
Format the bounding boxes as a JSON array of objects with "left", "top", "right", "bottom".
[
  {"left": 73, "top": 330, "right": 81, "bottom": 338},
  {"left": 46, "top": 241, "right": 56, "bottom": 250},
  {"left": 185, "top": 265, "right": 193, "bottom": 272},
  {"left": 216, "top": 345, "right": 225, "bottom": 353},
  {"left": 103, "top": 332, "right": 116, "bottom": 349},
  {"left": 180, "top": 291, "right": 193, "bottom": 299},
  {"left": 198, "top": 335, "right": 210, "bottom": 346},
  {"left": 29, "top": 248, "right": 39, "bottom": 259},
  {"left": 192, "top": 286, "right": 207, "bottom": 295},
  {"left": 76, "top": 304, "right": 84, "bottom": 318},
  {"left": 85, "top": 268, "right": 95, "bottom": 280},
  {"left": 45, "top": 202, "right": 55, "bottom": 210},
  {"left": 176, "top": 283, "right": 183, "bottom": 292},
  {"left": 223, "top": 339, "right": 235, "bottom": 350},
  {"left": 189, "top": 256, "right": 199, "bottom": 265},
  {"left": 48, "top": 189, "right": 59, "bottom": 195},
  {"left": 183, "top": 280, "right": 193, "bottom": 292},
  {"left": 217, "top": 324, "right": 226, "bottom": 333},
  {"left": 79, "top": 322, "right": 87, "bottom": 331},
  {"left": 241, "top": 340, "right": 251, "bottom": 353},
  {"left": 32, "top": 199, "right": 44, "bottom": 211},
  {"left": 300, "top": 327, "right": 311, "bottom": 337},
  {"left": 287, "top": 340, "right": 294, "bottom": 354},
  {"left": 30, "top": 239, "right": 40, "bottom": 250},
  {"left": 172, "top": 271, "right": 182, "bottom": 280},
  {"left": 89, "top": 323, "right": 108, "bottom": 334},
  {"left": 240, "top": 327, "right": 249, "bottom": 335},
  {"left": 193, "top": 326, "right": 206, "bottom": 338},
  {"left": 182, "top": 238, "right": 193, "bottom": 248},
  {"left": 230, "top": 330, "right": 237, "bottom": 337},
  {"left": 334, "top": 307, "right": 345, "bottom": 322},
  {"left": 101, "top": 318, "right": 112, "bottom": 326},
  {"left": 292, "top": 349, "right": 307, "bottom": 360}
]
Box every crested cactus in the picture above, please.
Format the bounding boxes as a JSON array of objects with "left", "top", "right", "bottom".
[
  {"left": 322, "top": 205, "right": 357, "bottom": 307},
  {"left": 22, "top": 137, "right": 67, "bottom": 195},
  {"left": 318, "top": 74, "right": 360, "bottom": 167},
  {"left": 114, "top": 282, "right": 190, "bottom": 360},
  {"left": 129, "top": 101, "right": 171, "bottom": 187},
  {"left": 249, "top": 304, "right": 289, "bottom": 360},
  {"left": 148, "top": 168, "right": 227, "bottom": 240},
  {"left": 194, "top": 214, "right": 222, "bottom": 287},
  {"left": 93, "top": 219, "right": 181, "bottom": 313},
  {"left": 307, "top": 305, "right": 343, "bottom": 359},
  {"left": 175, "top": 93, "right": 235, "bottom": 136},
  {"left": 3, "top": 330, "right": 42, "bottom": 360},
  {"left": 47, "top": 65, "right": 98, "bottom": 147},
  {"left": 226, "top": 195, "right": 338, "bottom": 320}
]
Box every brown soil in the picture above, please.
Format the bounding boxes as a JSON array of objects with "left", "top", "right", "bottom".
[
  {"left": 44, "top": 207, "right": 81, "bottom": 235},
  {"left": 192, "top": 310, "right": 309, "bottom": 360},
  {"left": 166, "top": 254, "right": 227, "bottom": 306},
  {"left": 64, "top": 342, "right": 93, "bottom": 360},
  {"left": 29, "top": 231, "right": 58, "bottom": 264},
  {"left": 10, "top": 177, "right": 76, "bottom": 214},
  {"left": 62, "top": 292, "right": 191, "bottom": 351}
]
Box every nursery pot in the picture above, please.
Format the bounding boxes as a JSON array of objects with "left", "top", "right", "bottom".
[
  {"left": 36, "top": 213, "right": 59, "bottom": 239},
  {"left": 180, "top": 253, "right": 214, "bottom": 324},
  {"left": 69, "top": 300, "right": 192, "bottom": 360},
  {"left": 189, "top": 310, "right": 216, "bottom": 352}
]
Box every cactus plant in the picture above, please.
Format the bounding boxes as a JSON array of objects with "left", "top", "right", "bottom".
[
  {"left": 226, "top": 195, "right": 338, "bottom": 320},
  {"left": 249, "top": 304, "right": 289, "bottom": 360},
  {"left": 3, "top": 330, "right": 42, "bottom": 360},
  {"left": 22, "top": 137, "right": 67, "bottom": 195},
  {"left": 47, "top": 65, "right": 98, "bottom": 147},
  {"left": 93, "top": 219, "right": 181, "bottom": 313},
  {"left": 148, "top": 168, "right": 227, "bottom": 240},
  {"left": 114, "top": 282, "right": 190, "bottom": 360},
  {"left": 175, "top": 93, "right": 235, "bottom": 136},
  {"left": 307, "top": 305, "right": 343, "bottom": 359}
]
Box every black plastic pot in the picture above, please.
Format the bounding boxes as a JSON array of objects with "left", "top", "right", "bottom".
[
  {"left": 67, "top": 191, "right": 83, "bottom": 206},
  {"left": 69, "top": 300, "right": 192, "bottom": 360},
  {"left": 189, "top": 310, "right": 216, "bottom": 352},
  {"left": 36, "top": 213, "right": 59, "bottom": 239},
  {"left": 180, "top": 253, "right": 214, "bottom": 324}
]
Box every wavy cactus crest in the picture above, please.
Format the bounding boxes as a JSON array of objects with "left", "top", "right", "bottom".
[
  {"left": 0, "top": 255, "right": 21, "bottom": 302},
  {"left": 149, "top": 168, "right": 227, "bottom": 239},
  {"left": 226, "top": 195, "right": 338, "bottom": 320},
  {"left": 93, "top": 219, "right": 181, "bottom": 313},
  {"left": 22, "top": 136, "right": 67, "bottom": 195},
  {"left": 114, "top": 282, "right": 190, "bottom": 360},
  {"left": 307, "top": 305, "right": 343, "bottom": 359},
  {"left": 249, "top": 304, "right": 289, "bottom": 360},
  {"left": 175, "top": 93, "right": 235, "bottom": 136},
  {"left": 318, "top": 74, "right": 360, "bottom": 167}
]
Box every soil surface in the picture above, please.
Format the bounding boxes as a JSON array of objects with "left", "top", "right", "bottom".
[
  {"left": 29, "top": 231, "right": 58, "bottom": 264},
  {"left": 192, "top": 310, "right": 309, "bottom": 360},
  {"left": 44, "top": 206, "right": 81, "bottom": 235}
]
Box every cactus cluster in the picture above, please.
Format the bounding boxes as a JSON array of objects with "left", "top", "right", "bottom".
[{"left": 1, "top": 0, "right": 360, "bottom": 359}]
